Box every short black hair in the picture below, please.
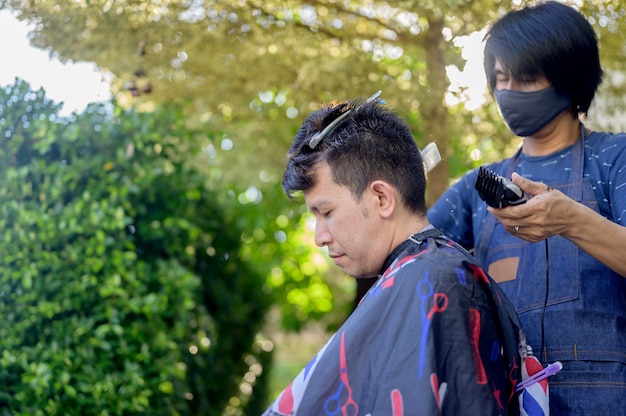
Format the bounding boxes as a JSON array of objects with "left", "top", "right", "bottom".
[
  {"left": 484, "top": 1, "right": 603, "bottom": 115},
  {"left": 282, "top": 96, "right": 427, "bottom": 215}
]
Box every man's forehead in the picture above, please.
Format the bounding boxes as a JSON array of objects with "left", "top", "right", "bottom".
[
  {"left": 303, "top": 165, "right": 351, "bottom": 211},
  {"left": 304, "top": 184, "right": 338, "bottom": 212}
]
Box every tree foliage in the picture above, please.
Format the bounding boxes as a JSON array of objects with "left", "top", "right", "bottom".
[
  {"left": 0, "top": 0, "right": 507, "bottom": 201},
  {"left": 5, "top": 0, "right": 625, "bottom": 200},
  {"left": 0, "top": 78, "right": 273, "bottom": 415}
]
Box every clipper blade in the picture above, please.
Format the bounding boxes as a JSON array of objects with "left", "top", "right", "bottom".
[{"left": 475, "top": 166, "right": 526, "bottom": 209}]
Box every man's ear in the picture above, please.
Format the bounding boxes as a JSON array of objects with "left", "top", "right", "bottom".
[{"left": 369, "top": 180, "right": 396, "bottom": 218}]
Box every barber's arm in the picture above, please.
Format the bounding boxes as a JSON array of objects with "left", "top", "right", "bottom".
[{"left": 489, "top": 173, "right": 626, "bottom": 278}]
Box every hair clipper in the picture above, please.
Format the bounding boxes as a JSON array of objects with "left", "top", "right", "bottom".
[{"left": 475, "top": 166, "right": 526, "bottom": 209}]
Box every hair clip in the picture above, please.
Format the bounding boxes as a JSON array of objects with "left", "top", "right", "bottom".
[
  {"left": 308, "top": 109, "right": 352, "bottom": 149},
  {"left": 362, "top": 89, "right": 382, "bottom": 105},
  {"left": 308, "top": 90, "right": 383, "bottom": 149}
]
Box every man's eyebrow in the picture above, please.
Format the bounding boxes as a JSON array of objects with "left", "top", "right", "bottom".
[{"left": 308, "top": 200, "right": 332, "bottom": 213}]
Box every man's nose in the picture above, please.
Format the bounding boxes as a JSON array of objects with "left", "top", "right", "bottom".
[{"left": 314, "top": 221, "right": 332, "bottom": 247}]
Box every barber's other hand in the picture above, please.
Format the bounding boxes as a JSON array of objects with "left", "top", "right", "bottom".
[{"left": 487, "top": 172, "right": 575, "bottom": 242}]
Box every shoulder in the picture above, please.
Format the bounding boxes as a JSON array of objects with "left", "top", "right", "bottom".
[
  {"left": 391, "top": 237, "right": 482, "bottom": 288},
  {"left": 585, "top": 130, "right": 626, "bottom": 157},
  {"left": 584, "top": 131, "right": 626, "bottom": 182}
]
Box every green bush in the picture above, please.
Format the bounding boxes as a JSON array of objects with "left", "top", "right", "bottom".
[{"left": 0, "top": 79, "right": 270, "bottom": 415}]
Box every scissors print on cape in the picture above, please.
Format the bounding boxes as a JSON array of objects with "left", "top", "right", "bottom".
[
  {"left": 417, "top": 272, "right": 449, "bottom": 379},
  {"left": 324, "top": 332, "right": 358, "bottom": 416}
]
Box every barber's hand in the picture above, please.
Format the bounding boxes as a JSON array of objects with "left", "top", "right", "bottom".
[{"left": 487, "top": 172, "right": 574, "bottom": 242}]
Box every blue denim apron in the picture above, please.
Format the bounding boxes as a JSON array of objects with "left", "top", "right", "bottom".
[{"left": 474, "top": 129, "right": 626, "bottom": 415}]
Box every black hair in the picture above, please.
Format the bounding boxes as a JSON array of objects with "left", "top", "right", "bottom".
[
  {"left": 484, "top": 1, "right": 603, "bottom": 115},
  {"left": 282, "top": 96, "right": 427, "bottom": 215}
]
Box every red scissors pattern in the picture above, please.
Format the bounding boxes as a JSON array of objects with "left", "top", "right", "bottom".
[
  {"left": 324, "top": 332, "right": 359, "bottom": 416},
  {"left": 362, "top": 251, "right": 426, "bottom": 303}
]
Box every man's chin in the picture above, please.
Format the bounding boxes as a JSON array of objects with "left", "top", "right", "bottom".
[
  {"left": 332, "top": 258, "right": 378, "bottom": 279},
  {"left": 347, "top": 268, "right": 379, "bottom": 280}
]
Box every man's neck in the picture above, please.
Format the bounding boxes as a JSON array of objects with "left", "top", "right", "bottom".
[
  {"left": 522, "top": 113, "right": 580, "bottom": 157},
  {"left": 380, "top": 217, "right": 433, "bottom": 275},
  {"left": 391, "top": 216, "right": 431, "bottom": 250}
]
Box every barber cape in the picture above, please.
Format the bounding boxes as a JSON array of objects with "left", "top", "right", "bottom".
[{"left": 263, "top": 229, "right": 549, "bottom": 416}]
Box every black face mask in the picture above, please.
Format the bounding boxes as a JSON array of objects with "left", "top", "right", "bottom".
[{"left": 494, "top": 87, "right": 572, "bottom": 137}]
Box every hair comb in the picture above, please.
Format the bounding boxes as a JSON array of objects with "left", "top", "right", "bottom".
[
  {"left": 475, "top": 166, "right": 526, "bottom": 209},
  {"left": 421, "top": 142, "right": 441, "bottom": 174}
]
